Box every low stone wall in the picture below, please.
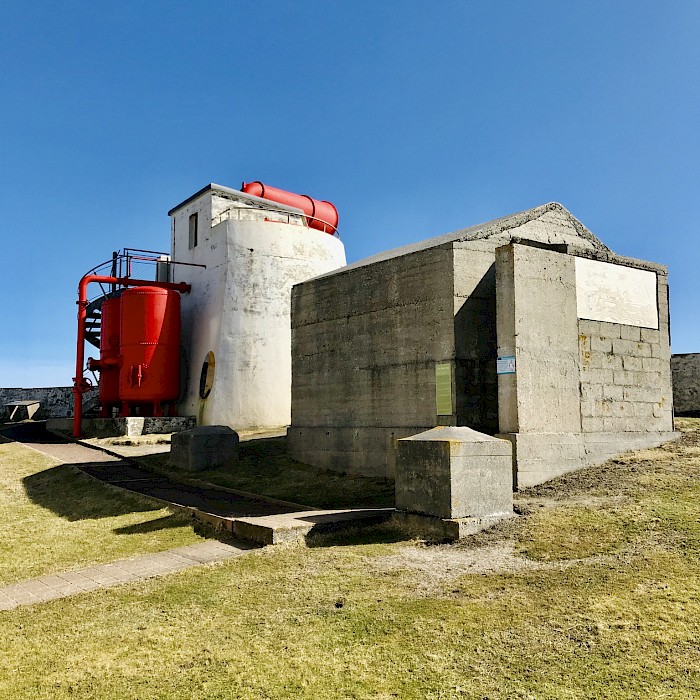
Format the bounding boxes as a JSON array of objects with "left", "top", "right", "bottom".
[
  {"left": 47, "top": 416, "right": 196, "bottom": 437},
  {"left": 0, "top": 387, "right": 98, "bottom": 420},
  {"left": 671, "top": 354, "right": 700, "bottom": 415}
]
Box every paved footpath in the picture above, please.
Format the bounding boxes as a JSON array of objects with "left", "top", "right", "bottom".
[
  {"left": 0, "top": 423, "right": 258, "bottom": 611},
  {"left": 0, "top": 422, "right": 391, "bottom": 607},
  {"left": 0, "top": 540, "right": 254, "bottom": 611}
]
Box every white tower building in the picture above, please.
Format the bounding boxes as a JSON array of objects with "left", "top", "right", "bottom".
[{"left": 168, "top": 183, "right": 346, "bottom": 430}]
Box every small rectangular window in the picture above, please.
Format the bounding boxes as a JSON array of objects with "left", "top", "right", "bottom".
[{"left": 188, "top": 213, "right": 198, "bottom": 249}]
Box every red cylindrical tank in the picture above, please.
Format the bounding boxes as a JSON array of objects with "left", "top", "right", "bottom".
[
  {"left": 98, "top": 296, "right": 121, "bottom": 412},
  {"left": 118, "top": 287, "right": 181, "bottom": 409},
  {"left": 242, "top": 181, "right": 338, "bottom": 234}
]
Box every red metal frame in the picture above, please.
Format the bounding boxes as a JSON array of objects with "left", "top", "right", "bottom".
[{"left": 72, "top": 274, "right": 191, "bottom": 437}]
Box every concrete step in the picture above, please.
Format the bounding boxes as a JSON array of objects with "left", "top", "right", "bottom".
[{"left": 194, "top": 508, "right": 395, "bottom": 545}]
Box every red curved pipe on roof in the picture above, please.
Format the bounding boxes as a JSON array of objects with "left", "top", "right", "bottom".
[{"left": 242, "top": 181, "right": 338, "bottom": 235}]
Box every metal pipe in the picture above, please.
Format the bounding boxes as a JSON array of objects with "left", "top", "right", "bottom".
[{"left": 73, "top": 274, "right": 191, "bottom": 438}]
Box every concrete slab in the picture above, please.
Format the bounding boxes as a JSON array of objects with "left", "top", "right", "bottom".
[
  {"left": 197, "top": 508, "right": 396, "bottom": 545},
  {"left": 391, "top": 511, "right": 515, "bottom": 542}
]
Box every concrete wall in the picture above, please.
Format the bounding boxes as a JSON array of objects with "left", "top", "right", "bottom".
[
  {"left": 288, "top": 245, "right": 456, "bottom": 477},
  {"left": 453, "top": 242, "right": 499, "bottom": 433},
  {"left": 288, "top": 209, "right": 606, "bottom": 480},
  {"left": 496, "top": 243, "right": 581, "bottom": 435},
  {"left": 671, "top": 353, "right": 700, "bottom": 415},
  {"left": 170, "top": 186, "right": 346, "bottom": 431},
  {"left": 496, "top": 242, "right": 675, "bottom": 488},
  {"left": 288, "top": 210, "right": 604, "bottom": 479},
  {"left": 0, "top": 387, "right": 98, "bottom": 420},
  {"left": 495, "top": 243, "right": 584, "bottom": 486},
  {"left": 288, "top": 206, "right": 676, "bottom": 485}
]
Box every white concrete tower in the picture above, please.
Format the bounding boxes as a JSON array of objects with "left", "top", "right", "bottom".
[{"left": 168, "top": 183, "right": 346, "bottom": 430}]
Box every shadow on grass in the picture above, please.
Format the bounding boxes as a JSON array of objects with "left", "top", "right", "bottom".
[
  {"left": 23, "top": 463, "right": 163, "bottom": 522},
  {"left": 134, "top": 436, "right": 396, "bottom": 511},
  {"left": 113, "top": 513, "right": 188, "bottom": 535},
  {"left": 306, "top": 522, "right": 407, "bottom": 548}
]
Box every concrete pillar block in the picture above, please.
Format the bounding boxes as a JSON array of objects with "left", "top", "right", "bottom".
[
  {"left": 170, "top": 425, "right": 239, "bottom": 472},
  {"left": 395, "top": 426, "right": 513, "bottom": 520}
]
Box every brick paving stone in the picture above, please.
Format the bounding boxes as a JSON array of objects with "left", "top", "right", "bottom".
[
  {"left": 170, "top": 543, "right": 241, "bottom": 563},
  {"left": 92, "top": 564, "right": 140, "bottom": 583},
  {"left": 146, "top": 554, "right": 194, "bottom": 572},
  {"left": 40, "top": 575, "right": 82, "bottom": 593},
  {"left": 79, "top": 568, "right": 121, "bottom": 585},
  {"left": 2, "top": 584, "right": 39, "bottom": 605},
  {"left": 56, "top": 571, "right": 102, "bottom": 592},
  {"left": 0, "top": 591, "right": 18, "bottom": 611},
  {"left": 21, "top": 580, "right": 62, "bottom": 602}
]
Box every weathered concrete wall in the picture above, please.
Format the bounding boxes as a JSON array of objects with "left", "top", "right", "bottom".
[
  {"left": 496, "top": 242, "right": 581, "bottom": 435},
  {"left": 289, "top": 204, "right": 676, "bottom": 485},
  {"left": 496, "top": 242, "right": 675, "bottom": 488},
  {"left": 289, "top": 219, "right": 599, "bottom": 479},
  {"left": 575, "top": 259, "right": 675, "bottom": 470},
  {"left": 578, "top": 321, "right": 672, "bottom": 433},
  {"left": 288, "top": 245, "right": 456, "bottom": 477},
  {"left": 170, "top": 186, "right": 346, "bottom": 432},
  {"left": 671, "top": 353, "right": 700, "bottom": 415},
  {"left": 496, "top": 242, "right": 583, "bottom": 486},
  {"left": 0, "top": 387, "right": 98, "bottom": 420}
]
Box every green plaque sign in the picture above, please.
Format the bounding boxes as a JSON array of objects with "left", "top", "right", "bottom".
[{"left": 435, "top": 362, "right": 453, "bottom": 416}]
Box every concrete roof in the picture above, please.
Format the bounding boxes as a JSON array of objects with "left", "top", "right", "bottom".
[{"left": 338, "top": 202, "right": 609, "bottom": 275}]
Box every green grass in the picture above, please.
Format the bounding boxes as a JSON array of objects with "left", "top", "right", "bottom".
[
  {"left": 1, "top": 421, "right": 699, "bottom": 698},
  {"left": 134, "top": 436, "right": 395, "bottom": 509},
  {"left": 0, "top": 437, "right": 203, "bottom": 585}
]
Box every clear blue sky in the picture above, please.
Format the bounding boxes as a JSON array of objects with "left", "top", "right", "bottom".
[{"left": 1, "top": 1, "right": 698, "bottom": 387}]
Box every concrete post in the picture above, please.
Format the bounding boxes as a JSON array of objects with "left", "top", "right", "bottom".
[
  {"left": 495, "top": 242, "right": 582, "bottom": 487},
  {"left": 394, "top": 426, "right": 513, "bottom": 538}
]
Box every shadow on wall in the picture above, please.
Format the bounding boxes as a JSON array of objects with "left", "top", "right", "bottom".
[
  {"left": 22, "top": 463, "right": 164, "bottom": 522},
  {"left": 454, "top": 263, "right": 498, "bottom": 434}
]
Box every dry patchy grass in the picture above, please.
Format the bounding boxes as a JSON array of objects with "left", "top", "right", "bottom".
[
  {"left": 0, "top": 421, "right": 699, "bottom": 698},
  {"left": 0, "top": 439, "right": 203, "bottom": 585}
]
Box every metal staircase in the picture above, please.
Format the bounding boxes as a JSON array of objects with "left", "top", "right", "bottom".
[{"left": 81, "top": 249, "right": 171, "bottom": 350}]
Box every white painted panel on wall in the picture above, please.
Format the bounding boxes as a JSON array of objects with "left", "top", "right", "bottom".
[{"left": 575, "top": 257, "right": 658, "bottom": 329}]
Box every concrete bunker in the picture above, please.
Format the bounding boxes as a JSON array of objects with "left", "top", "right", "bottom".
[{"left": 288, "top": 202, "right": 677, "bottom": 491}]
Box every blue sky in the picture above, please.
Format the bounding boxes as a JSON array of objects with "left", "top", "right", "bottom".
[{"left": 1, "top": 1, "right": 699, "bottom": 387}]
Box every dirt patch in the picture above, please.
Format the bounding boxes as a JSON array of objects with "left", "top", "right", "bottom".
[
  {"left": 374, "top": 542, "right": 544, "bottom": 578},
  {"left": 371, "top": 541, "right": 615, "bottom": 596},
  {"left": 373, "top": 419, "right": 700, "bottom": 592}
]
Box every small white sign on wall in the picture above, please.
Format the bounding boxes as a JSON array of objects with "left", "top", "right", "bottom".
[
  {"left": 575, "top": 257, "right": 658, "bottom": 329},
  {"left": 497, "top": 356, "right": 516, "bottom": 375}
]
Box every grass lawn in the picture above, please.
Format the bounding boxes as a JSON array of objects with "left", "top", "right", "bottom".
[
  {"left": 127, "top": 436, "right": 395, "bottom": 510},
  {"left": 0, "top": 421, "right": 699, "bottom": 698},
  {"left": 0, "top": 435, "right": 203, "bottom": 585}
]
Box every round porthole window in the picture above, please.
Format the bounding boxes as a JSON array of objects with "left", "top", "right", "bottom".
[{"left": 199, "top": 351, "right": 215, "bottom": 399}]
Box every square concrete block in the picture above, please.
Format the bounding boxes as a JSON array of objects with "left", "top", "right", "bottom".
[
  {"left": 170, "top": 426, "right": 239, "bottom": 472},
  {"left": 396, "top": 426, "right": 513, "bottom": 520}
]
